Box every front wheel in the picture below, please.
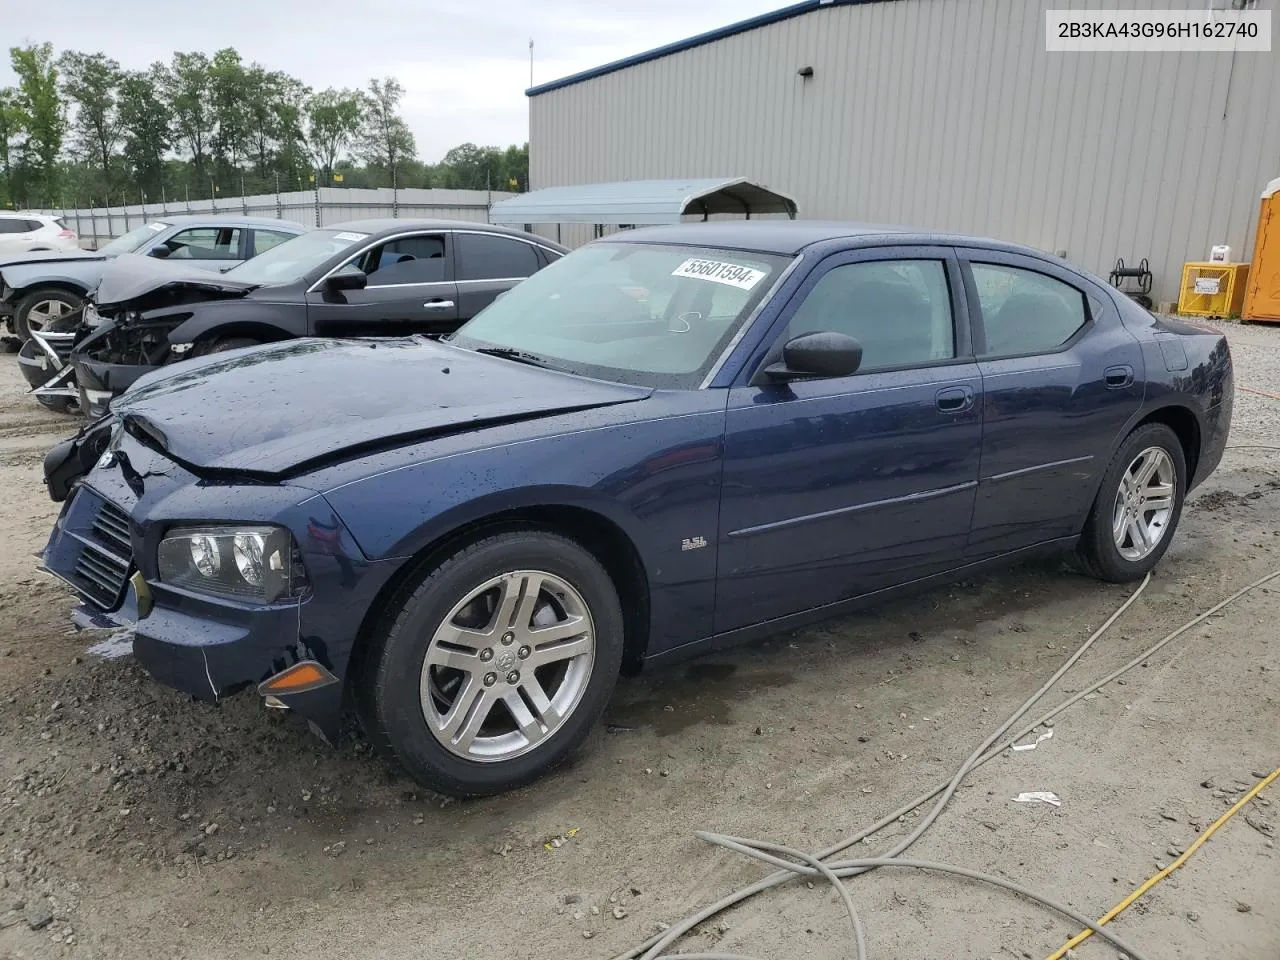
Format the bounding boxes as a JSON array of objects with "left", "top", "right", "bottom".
[
  {"left": 15, "top": 288, "right": 83, "bottom": 340},
  {"left": 1076, "top": 423, "right": 1186, "bottom": 582},
  {"left": 357, "top": 531, "right": 624, "bottom": 797}
]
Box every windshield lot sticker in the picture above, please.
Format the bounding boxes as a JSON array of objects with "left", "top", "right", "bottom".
[
  {"left": 147, "top": 222, "right": 166, "bottom": 231},
  {"left": 332, "top": 231, "right": 369, "bottom": 242},
  {"left": 672, "top": 258, "right": 766, "bottom": 290}
]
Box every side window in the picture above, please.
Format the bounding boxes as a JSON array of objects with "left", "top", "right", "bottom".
[
  {"left": 971, "top": 263, "right": 1088, "bottom": 358},
  {"left": 252, "top": 230, "right": 297, "bottom": 256},
  {"left": 784, "top": 259, "right": 955, "bottom": 372},
  {"left": 0, "top": 220, "right": 28, "bottom": 234},
  {"left": 456, "top": 232, "right": 540, "bottom": 281},
  {"left": 165, "top": 227, "right": 243, "bottom": 260},
  {"left": 365, "top": 234, "right": 446, "bottom": 285},
  {"left": 25, "top": 219, "right": 44, "bottom": 232}
]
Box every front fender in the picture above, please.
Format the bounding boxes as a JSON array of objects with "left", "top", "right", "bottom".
[
  {"left": 165, "top": 301, "right": 306, "bottom": 345},
  {"left": 4, "top": 265, "right": 98, "bottom": 298},
  {"left": 319, "top": 393, "right": 729, "bottom": 654}
]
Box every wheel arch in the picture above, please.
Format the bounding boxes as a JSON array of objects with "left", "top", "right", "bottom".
[
  {"left": 15, "top": 280, "right": 90, "bottom": 303},
  {"left": 168, "top": 315, "right": 299, "bottom": 347},
  {"left": 347, "top": 503, "right": 652, "bottom": 692},
  {"left": 1133, "top": 403, "right": 1201, "bottom": 483}
]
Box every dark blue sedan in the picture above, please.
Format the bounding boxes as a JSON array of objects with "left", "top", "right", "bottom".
[{"left": 41, "top": 222, "right": 1233, "bottom": 796}]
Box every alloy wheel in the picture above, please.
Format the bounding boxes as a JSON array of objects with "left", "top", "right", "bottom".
[
  {"left": 1111, "top": 446, "right": 1176, "bottom": 561},
  {"left": 420, "top": 569, "right": 596, "bottom": 762},
  {"left": 24, "top": 298, "right": 73, "bottom": 334}
]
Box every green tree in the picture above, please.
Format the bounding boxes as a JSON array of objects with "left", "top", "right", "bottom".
[
  {"left": 57, "top": 50, "right": 123, "bottom": 195},
  {"left": 0, "top": 88, "right": 17, "bottom": 206},
  {"left": 9, "top": 43, "right": 64, "bottom": 204},
  {"left": 358, "top": 77, "right": 415, "bottom": 188},
  {"left": 499, "top": 142, "right": 528, "bottom": 191},
  {"left": 118, "top": 65, "right": 171, "bottom": 199},
  {"left": 209, "top": 48, "right": 250, "bottom": 171},
  {"left": 305, "top": 87, "right": 362, "bottom": 183},
  {"left": 163, "top": 51, "right": 212, "bottom": 175},
  {"left": 439, "top": 142, "right": 503, "bottom": 190}
]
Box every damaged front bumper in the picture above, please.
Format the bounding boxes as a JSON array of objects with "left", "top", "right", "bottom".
[
  {"left": 40, "top": 430, "right": 395, "bottom": 744},
  {"left": 71, "top": 321, "right": 164, "bottom": 419}
]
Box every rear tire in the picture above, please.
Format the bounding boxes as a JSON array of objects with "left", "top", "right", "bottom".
[
  {"left": 15, "top": 289, "right": 82, "bottom": 340},
  {"left": 1076, "top": 422, "right": 1186, "bottom": 582},
  {"left": 356, "top": 531, "right": 624, "bottom": 798}
]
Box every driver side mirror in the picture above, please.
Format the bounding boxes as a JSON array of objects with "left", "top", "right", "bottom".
[
  {"left": 325, "top": 263, "right": 368, "bottom": 292},
  {"left": 763, "top": 331, "right": 862, "bottom": 381},
  {"left": 149, "top": 244, "right": 172, "bottom": 259}
]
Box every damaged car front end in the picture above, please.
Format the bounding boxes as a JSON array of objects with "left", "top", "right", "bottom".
[{"left": 65, "top": 254, "right": 257, "bottom": 417}]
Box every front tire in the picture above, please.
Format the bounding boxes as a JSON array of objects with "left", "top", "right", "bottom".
[
  {"left": 357, "top": 531, "right": 624, "bottom": 797},
  {"left": 1077, "top": 423, "right": 1186, "bottom": 582},
  {"left": 15, "top": 288, "right": 82, "bottom": 340}
]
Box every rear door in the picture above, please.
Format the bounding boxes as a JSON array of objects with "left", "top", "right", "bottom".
[
  {"left": 249, "top": 227, "right": 301, "bottom": 258},
  {"left": 0, "top": 218, "right": 37, "bottom": 254},
  {"left": 715, "top": 246, "right": 983, "bottom": 632},
  {"left": 305, "top": 231, "right": 460, "bottom": 337},
  {"left": 453, "top": 231, "right": 545, "bottom": 319},
  {"left": 960, "top": 250, "right": 1144, "bottom": 558}
]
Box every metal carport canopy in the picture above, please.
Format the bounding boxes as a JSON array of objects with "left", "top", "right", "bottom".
[{"left": 488, "top": 178, "right": 798, "bottom": 225}]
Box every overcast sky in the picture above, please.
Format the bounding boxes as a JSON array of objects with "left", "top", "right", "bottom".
[{"left": 3, "top": 0, "right": 782, "bottom": 163}]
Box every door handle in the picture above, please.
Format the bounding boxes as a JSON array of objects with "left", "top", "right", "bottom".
[
  {"left": 1104, "top": 364, "right": 1134, "bottom": 389},
  {"left": 935, "top": 386, "right": 974, "bottom": 413},
  {"left": 423, "top": 299, "right": 455, "bottom": 310}
]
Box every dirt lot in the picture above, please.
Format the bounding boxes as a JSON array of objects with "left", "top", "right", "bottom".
[{"left": 0, "top": 326, "right": 1277, "bottom": 960}]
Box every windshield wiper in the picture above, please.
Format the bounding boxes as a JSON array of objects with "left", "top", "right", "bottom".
[{"left": 472, "top": 346, "right": 555, "bottom": 369}]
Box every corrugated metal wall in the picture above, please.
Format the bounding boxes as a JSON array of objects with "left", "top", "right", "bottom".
[
  {"left": 530, "top": 0, "right": 1280, "bottom": 304},
  {"left": 39, "top": 188, "right": 513, "bottom": 248}
]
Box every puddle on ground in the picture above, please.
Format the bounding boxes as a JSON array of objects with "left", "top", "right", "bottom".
[
  {"left": 605, "top": 662, "right": 795, "bottom": 736},
  {"left": 86, "top": 628, "right": 134, "bottom": 660}
]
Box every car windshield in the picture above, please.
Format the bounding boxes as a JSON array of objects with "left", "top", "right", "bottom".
[
  {"left": 98, "top": 221, "right": 169, "bottom": 256},
  {"left": 450, "top": 241, "right": 789, "bottom": 389},
  {"left": 224, "top": 229, "right": 369, "bottom": 286}
]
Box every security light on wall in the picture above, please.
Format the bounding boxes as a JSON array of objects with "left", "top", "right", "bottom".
[{"left": 797, "top": 66, "right": 814, "bottom": 78}]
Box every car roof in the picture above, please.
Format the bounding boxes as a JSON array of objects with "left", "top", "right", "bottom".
[
  {"left": 327, "top": 218, "right": 563, "bottom": 246},
  {"left": 600, "top": 220, "right": 1065, "bottom": 263},
  {"left": 151, "top": 214, "right": 306, "bottom": 230},
  {"left": 0, "top": 211, "right": 52, "bottom": 220}
]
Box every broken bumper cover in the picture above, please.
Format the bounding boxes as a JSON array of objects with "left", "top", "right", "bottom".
[
  {"left": 41, "top": 441, "right": 397, "bottom": 744},
  {"left": 70, "top": 321, "right": 162, "bottom": 418}
]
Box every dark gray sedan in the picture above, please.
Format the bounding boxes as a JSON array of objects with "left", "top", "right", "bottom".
[{"left": 0, "top": 216, "right": 305, "bottom": 339}]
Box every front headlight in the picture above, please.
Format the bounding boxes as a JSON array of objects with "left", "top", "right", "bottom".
[{"left": 157, "top": 524, "right": 309, "bottom": 603}]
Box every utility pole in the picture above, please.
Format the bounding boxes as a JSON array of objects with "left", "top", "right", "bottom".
[{"left": 529, "top": 39, "right": 534, "bottom": 87}]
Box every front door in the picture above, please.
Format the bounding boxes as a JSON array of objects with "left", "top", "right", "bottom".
[
  {"left": 305, "top": 232, "right": 460, "bottom": 337},
  {"left": 715, "top": 247, "right": 983, "bottom": 633},
  {"left": 960, "top": 252, "right": 1144, "bottom": 557}
]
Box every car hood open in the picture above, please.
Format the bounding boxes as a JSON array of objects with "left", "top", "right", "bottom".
[
  {"left": 93, "top": 253, "right": 256, "bottom": 310},
  {"left": 112, "top": 338, "right": 652, "bottom": 477}
]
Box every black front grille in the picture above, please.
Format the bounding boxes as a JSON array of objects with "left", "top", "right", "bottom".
[
  {"left": 74, "top": 545, "right": 130, "bottom": 608},
  {"left": 92, "top": 500, "right": 132, "bottom": 555},
  {"left": 65, "top": 492, "right": 134, "bottom": 609}
]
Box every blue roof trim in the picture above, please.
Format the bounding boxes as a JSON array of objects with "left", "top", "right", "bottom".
[{"left": 526, "top": 0, "right": 877, "bottom": 97}]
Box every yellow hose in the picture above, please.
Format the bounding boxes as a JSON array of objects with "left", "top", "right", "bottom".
[{"left": 1043, "top": 766, "right": 1280, "bottom": 960}]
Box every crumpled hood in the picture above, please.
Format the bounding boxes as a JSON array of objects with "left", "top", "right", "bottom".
[
  {"left": 0, "top": 248, "right": 102, "bottom": 270},
  {"left": 93, "top": 253, "right": 255, "bottom": 309},
  {"left": 113, "top": 338, "right": 652, "bottom": 476}
]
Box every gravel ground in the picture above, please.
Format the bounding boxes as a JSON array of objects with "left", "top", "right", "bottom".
[{"left": 0, "top": 324, "right": 1277, "bottom": 960}]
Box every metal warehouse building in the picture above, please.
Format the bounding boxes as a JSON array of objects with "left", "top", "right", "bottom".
[{"left": 527, "top": 0, "right": 1280, "bottom": 305}]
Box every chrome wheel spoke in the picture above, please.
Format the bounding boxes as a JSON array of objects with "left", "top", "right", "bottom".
[
  {"left": 437, "top": 677, "right": 493, "bottom": 747},
  {"left": 425, "top": 643, "right": 482, "bottom": 673},
  {"left": 432, "top": 622, "right": 489, "bottom": 652},
  {"left": 1143, "top": 495, "right": 1173, "bottom": 513},
  {"left": 528, "top": 633, "right": 592, "bottom": 669},
  {"left": 1133, "top": 453, "right": 1160, "bottom": 487},
  {"left": 503, "top": 689, "right": 550, "bottom": 745},
  {"left": 519, "top": 675, "right": 561, "bottom": 727},
  {"left": 1127, "top": 516, "right": 1150, "bottom": 551}
]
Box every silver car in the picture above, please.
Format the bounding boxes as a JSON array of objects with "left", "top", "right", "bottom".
[{"left": 0, "top": 216, "right": 305, "bottom": 340}]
